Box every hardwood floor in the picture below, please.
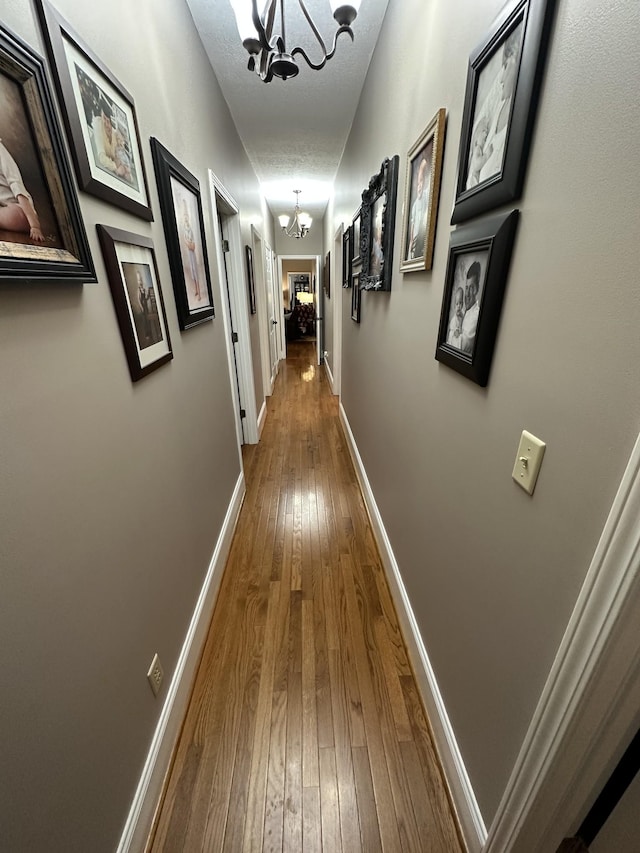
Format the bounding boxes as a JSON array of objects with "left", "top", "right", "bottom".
[{"left": 149, "top": 341, "right": 464, "bottom": 852}]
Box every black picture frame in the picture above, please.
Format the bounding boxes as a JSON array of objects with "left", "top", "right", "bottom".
[
  {"left": 35, "top": 0, "right": 153, "bottom": 220},
  {"left": 400, "top": 108, "right": 447, "bottom": 273},
  {"left": 360, "top": 155, "right": 399, "bottom": 291},
  {"left": 150, "top": 137, "right": 214, "bottom": 330},
  {"left": 342, "top": 225, "right": 352, "bottom": 288},
  {"left": 245, "top": 244, "right": 256, "bottom": 314},
  {"left": 97, "top": 224, "right": 173, "bottom": 382},
  {"left": 324, "top": 250, "right": 330, "bottom": 299},
  {"left": 351, "top": 206, "right": 361, "bottom": 266},
  {"left": 435, "top": 209, "right": 519, "bottom": 386},
  {"left": 451, "top": 0, "right": 555, "bottom": 225},
  {"left": 0, "top": 23, "right": 95, "bottom": 282},
  {"left": 351, "top": 269, "right": 362, "bottom": 323}
]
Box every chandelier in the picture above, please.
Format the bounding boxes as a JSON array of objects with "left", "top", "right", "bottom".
[
  {"left": 279, "top": 190, "right": 312, "bottom": 238},
  {"left": 230, "top": 0, "right": 362, "bottom": 83}
]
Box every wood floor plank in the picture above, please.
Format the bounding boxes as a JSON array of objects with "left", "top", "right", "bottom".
[{"left": 148, "top": 342, "right": 464, "bottom": 853}]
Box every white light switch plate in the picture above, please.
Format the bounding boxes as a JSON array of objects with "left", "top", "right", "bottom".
[{"left": 512, "top": 430, "right": 546, "bottom": 495}]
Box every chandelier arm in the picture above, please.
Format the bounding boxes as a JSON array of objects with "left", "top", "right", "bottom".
[
  {"left": 294, "top": 0, "right": 329, "bottom": 55},
  {"left": 290, "top": 25, "right": 354, "bottom": 71},
  {"left": 252, "top": 0, "right": 284, "bottom": 54}
]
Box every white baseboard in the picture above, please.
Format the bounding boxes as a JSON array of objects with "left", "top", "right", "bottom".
[
  {"left": 257, "top": 400, "right": 267, "bottom": 437},
  {"left": 339, "top": 403, "right": 486, "bottom": 853},
  {"left": 324, "top": 357, "right": 335, "bottom": 393},
  {"left": 117, "top": 471, "right": 246, "bottom": 853}
]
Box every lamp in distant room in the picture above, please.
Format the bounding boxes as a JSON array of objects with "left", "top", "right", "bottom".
[
  {"left": 230, "top": 0, "right": 362, "bottom": 83},
  {"left": 279, "top": 190, "right": 312, "bottom": 238}
]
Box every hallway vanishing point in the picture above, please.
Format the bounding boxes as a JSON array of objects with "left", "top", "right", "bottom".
[{"left": 149, "top": 341, "right": 464, "bottom": 852}]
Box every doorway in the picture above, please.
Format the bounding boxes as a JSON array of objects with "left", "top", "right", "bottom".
[
  {"left": 279, "top": 254, "right": 321, "bottom": 365},
  {"left": 207, "top": 171, "right": 258, "bottom": 446}
]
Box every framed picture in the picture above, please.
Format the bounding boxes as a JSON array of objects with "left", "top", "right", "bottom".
[
  {"left": 342, "top": 225, "right": 352, "bottom": 288},
  {"left": 451, "top": 0, "right": 556, "bottom": 224},
  {"left": 35, "top": 0, "right": 153, "bottom": 220},
  {"left": 435, "top": 209, "right": 519, "bottom": 386},
  {"left": 150, "top": 137, "right": 214, "bottom": 330},
  {"left": 351, "top": 269, "right": 361, "bottom": 323},
  {"left": 245, "top": 245, "right": 256, "bottom": 314},
  {"left": 400, "top": 108, "right": 447, "bottom": 273},
  {"left": 0, "top": 23, "right": 94, "bottom": 281},
  {"left": 360, "top": 155, "right": 399, "bottom": 291},
  {"left": 324, "top": 251, "right": 330, "bottom": 298},
  {"left": 351, "top": 206, "right": 361, "bottom": 266},
  {"left": 97, "top": 225, "right": 172, "bottom": 381}
]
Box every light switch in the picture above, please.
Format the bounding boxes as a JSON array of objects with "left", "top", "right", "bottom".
[{"left": 512, "top": 430, "right": 546, "bottom": 495}]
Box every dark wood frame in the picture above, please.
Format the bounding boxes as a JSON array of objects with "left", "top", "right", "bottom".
[
  {"left": 35, "top": 0, "right": 153, "bottom": 220},
  {"left": 451, "top": 0, "right": 556, "bottom": 224},
  {"left": 97, "top": 224, "right": 172, "bottom": 381},
  {"left": 351, "top": 206, "right": 361, "bottom": 266},
  {"left": 342, "top": 225, "right": 352, "bottom": 288},
  {"left": 435, "top": 209, "right": 519, "bottom": 386},
  {"left": 324, "top": 251, "right": 330, "bottom": 299},
  {"left": 360, "top": 155, "right": 399, "bottom": 291},
  {"left": 245, "top": 244, "right": 256, "bottom": 314},
  {"left": 0, "top": 23, "right": 94, "bottom": 281},
  {"left": 400, "top": 108, "right": 447, "bottom": 273},
  {"left": 150, "top": 137, "right": 214, "bottom": 330},
  {"left": 351, "top": 269, "right": 362, "bottom": 323}
]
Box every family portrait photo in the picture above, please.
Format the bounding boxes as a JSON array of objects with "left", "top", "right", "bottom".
[
  {"left": 170, "top": 176, "right": 211, "bottom": 313},
  {"left": 444, "top": 250, "right": 489, "bottom": 356},
  {"left": 464, "top": 21, "right": 524, "bottom": 191}
]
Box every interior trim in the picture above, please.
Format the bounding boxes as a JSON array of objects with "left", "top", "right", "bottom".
[
  {"left": 485, "top": 431, "right": 640, "bottom": 851},
  {"left": 339, "top": 402, "right": 487, "bottom": 853},
  {"left": 117, "top": 472, "right": 246, "bottom": 853}
]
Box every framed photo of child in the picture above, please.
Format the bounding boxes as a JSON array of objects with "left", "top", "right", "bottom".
[
  {"left": 97, "top": 225, "right": 173, "bottom": 381},
  {"left": 150, "top": 137, "right": 214, "bottom": 330},
  {"left": 0, "top": 21, "right": 94, "bottom": 281},
  {"left": 451, "top": 0, "right": 556, "bottom": 224},
  {"left": 435, "top": 209, "right": 519, "bottom": 386},
  {"left": 400, "top": 108, "right": 446, "bottom": 273},
  {"left": 35, "top": 0, "right": 153, "bottom": 220}
]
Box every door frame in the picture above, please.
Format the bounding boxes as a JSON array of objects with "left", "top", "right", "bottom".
[
  {"left": 279, "top": 253, "right": 321, "bottom": 364},
  {"left": 208, "top": 170, "right": 258, "bottom": 445}
]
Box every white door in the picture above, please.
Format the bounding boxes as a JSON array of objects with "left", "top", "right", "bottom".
[{"left": 264, "top": 243, "right": 279, "bottom": 387}]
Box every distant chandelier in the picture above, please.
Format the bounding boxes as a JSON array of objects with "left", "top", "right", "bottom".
[
  {"left": 279, "top": 190, "right": 312, "bottom": 238},
  {"left": 230, "top": 0, "right": 362, "bottom": 83}
]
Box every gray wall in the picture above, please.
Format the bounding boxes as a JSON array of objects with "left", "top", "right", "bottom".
[
  {"left": 0, "top": 0, "right": 267, "bottom": 849},
  {"left": 329, "top": 0, "right": 640, "bottom": 826}
]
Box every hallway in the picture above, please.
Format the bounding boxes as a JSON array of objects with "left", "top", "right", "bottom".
[{"left": 149, "top": 341, "right": 464, "bottom": 852}]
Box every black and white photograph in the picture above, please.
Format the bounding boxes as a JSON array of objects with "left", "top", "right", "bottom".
[
  {"left": 400, "top": 108, "right": 446, "bottom": 273},
  {"left": 443, "top": 251, "right": 489, "bottom": 355},
  {"left": 436, "top": 209, "right": 519, "bottom": 386},
  {"left": 0, "top": 21, "right": 94, "bottom": 281},
  {"left": 464, "top": 23, "right": 523, "bottom": 191},
  {"left": 451, "top": 0, "right": 556, "bottom": 224},
  {"left": 36, "top": 0, "right": 153, "bottom": 219},
  {"left": 97, "top": 225, "right": 172, "bottom": 382}
]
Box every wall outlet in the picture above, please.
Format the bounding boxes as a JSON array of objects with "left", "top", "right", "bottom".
[{"left": 147, "top": 653, "right": 164, "bottom": 697}]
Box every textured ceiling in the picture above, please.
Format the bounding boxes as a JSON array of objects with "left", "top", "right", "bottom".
[{"left": 185, "top": 0, "right": 389, "bottom": 224}]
